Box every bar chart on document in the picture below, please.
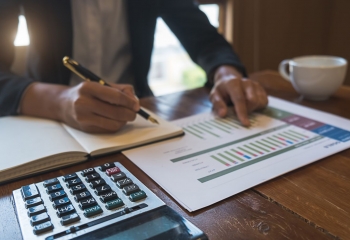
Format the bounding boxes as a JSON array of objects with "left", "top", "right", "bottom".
[{"left": 123, "top": 97, "right": 350, "bottom": 211}]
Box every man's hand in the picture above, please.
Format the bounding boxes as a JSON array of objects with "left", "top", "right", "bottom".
[
  {"left": 210, "top": 65, "right": 268, "bottom": 126},
  {"left": 20, "top": 82, "right": 139, "bottom": 133}
]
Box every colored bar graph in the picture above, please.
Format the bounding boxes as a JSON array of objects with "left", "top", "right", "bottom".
[
  {"left": 232, "top": 148, "right": 251, "bottom": 159},
  {"left": 274, "top": 135, "right": 293, "bottom": 144},
  {"left": 225, "top": 151, "right": 245, "bottom": 162},
  {"left": 183, "top": 127, "right": 204, "bottom": 139},
  {"left": 218, "top": 153, "right": 237, "bottom": 164},
  {"left": 262, "top": 139, "right": 281, "bottom": 149},
  {"left": 256, "top": 140, "right": 275, "bottom": 151},
  {"left": 268, "top": 136, "right": 287, "bottom": 146},
  {"left": 195, "top": 124, "right": 220, "bottom": 138},
  {"left": 289, "top": 129, "right": 309, "bottom": 139},
  {"left": 283, "top": 131, "right": 304, "bottom": 140},
  {"left": 244, "top": 144, "right": 264, "bottom": 155},
  {"left": 238, "top": 146, "right": 257, "bottom": 157},
  {"left": 279, "top": 133, "right": 298, "bottom": 142},
  {"left": 211, "top": 155, "right": 230, "bottom": 166},
  {"left": 251, "top": 142, "right": 269, "bottom": 153},
  {"left": 206, "top": 121, "right": 231, "bottom": 133},
  {"left": 218, "top": 119, "right": 240, "bottom": 129}
]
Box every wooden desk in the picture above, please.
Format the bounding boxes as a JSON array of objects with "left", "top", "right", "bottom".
[{"left": 1, "top": 71, "right": 349, "bottom": 239}]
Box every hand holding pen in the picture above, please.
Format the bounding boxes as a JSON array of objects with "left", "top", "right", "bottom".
[{"left": 63, "top": 56, "right": 158, "bottom": 125}]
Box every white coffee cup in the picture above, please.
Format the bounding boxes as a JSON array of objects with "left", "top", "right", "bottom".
[{"left": 279, "top": 56, "right": 347, "bottom": 100}]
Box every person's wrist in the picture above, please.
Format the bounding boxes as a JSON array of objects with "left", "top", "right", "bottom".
[{"left": 213, "top": 65, "right": 244, "bottom": 84}]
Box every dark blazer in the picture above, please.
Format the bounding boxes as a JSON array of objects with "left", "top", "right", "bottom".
[{"left": 0, "top": 0, "right": 246, "bottom": 116}]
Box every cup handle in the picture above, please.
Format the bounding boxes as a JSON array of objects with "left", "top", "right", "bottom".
[{"left": 279, "top": 59, "right": 291, "bottom": 81}]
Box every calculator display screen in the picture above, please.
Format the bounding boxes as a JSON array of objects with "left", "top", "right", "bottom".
[{"left": 75, "top": 206, "right": 207, "bottom": 240}]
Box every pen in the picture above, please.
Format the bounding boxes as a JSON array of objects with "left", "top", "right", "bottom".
[{"left": 63, "top": 56, "right": 159, "bottom": 125}]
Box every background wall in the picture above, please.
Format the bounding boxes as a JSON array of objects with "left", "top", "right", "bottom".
[{"left": 228, "top": 0, "right": 350, "bottom": 85}]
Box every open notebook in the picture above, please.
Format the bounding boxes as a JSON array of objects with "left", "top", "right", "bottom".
[{"left": 0, "top": 108, "right": 184, "bottom": 184}]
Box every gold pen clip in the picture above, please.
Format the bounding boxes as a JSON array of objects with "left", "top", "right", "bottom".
[{"left": 62, "top": 56, "right": 89, "bottom": 81}]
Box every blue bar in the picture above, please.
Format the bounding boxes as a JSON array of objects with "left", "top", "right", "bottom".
[
  {"left": 312, "top": 124, "right": 350, "bottom": 142},
  {"left": 243, "top": 155, "right": 251, "bottom": 160},
  {"left": 286, "top": 140, "right": 293, "bottom": 144}
]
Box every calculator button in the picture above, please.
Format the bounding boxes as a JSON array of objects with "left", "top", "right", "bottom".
[
  {"left": 63, "top": 173, "right": 78, "bottom": 182},
  {"left": 85, "top": 173, "right": 101, "bottom": 182},
  {"left": 79, "top": 197, "right": 97, "bottom": 210},
  {"left": 89, "top": 179, "right": 106, "bottom": 189},
  {"left": 111, "top": 172, "right": 126, "bottom": 182},
  {"left": 53, "top": 197, "right": 70, "bottom": 209},
  {"left": 21, "top": 184, "right": 40, "bottom": 200},
  {"left": 74, "top": 191, "right": 91, "bottom": 202},
  {"left": 123, "top": 184, "right": 140, "bottom": 195},
  {"left": 30, "top": 212, "right": 50, "bottom": 226},
  {"left": 99, "top": 191, "right": 118, "bottom": 203},
  {"left": 25, "top": 197, "right": 43, "bottom": 208},
  {"left": 33, "top": 221, "right": 54, "bottom": 235},
  {"left": 60, "top": 213, "right": 80, "bottom": 226},
  {"left": 49, "top": 190, "right": 66, "bottom": 201},
  {"left": 94, "top": 185, "right": 111, "bottom": 195},
  {"left": 106, "top": 167, "right": 121, "bottom": 176},
  {"left": 56, "top": 204, "right": 75, "bottom": 217},
  {"left": 66, "top": 178, "right": 82, "bottom": 188},
  {"left": 84, "top": 205, "right": 103, "bottom": 217},
  {"left": 116, "top": 178, "right": 133, "bottom": 188},
  {"left": 43, "top": 178, "right": 59, "bottom": 187},
  {"left": 28, "top": 204, "right": 46, "bottom": 217},
  {"left": 129, "top": 191, "right": 147, "bottom": 202},
  {"left": 46, "top": 184, "right": 62, "bottom": 193},
  {"left": 81, "top": 168, "right": 96, "bottom": 177},
  {"left": 70, "top": 184, "right": 86, "bottom": 195},
  {"left": 99, "top": 162, "right": 116, "bottom": 171},
  {"left": 105, "top": 198, "right": 124, "bottom": 210}
]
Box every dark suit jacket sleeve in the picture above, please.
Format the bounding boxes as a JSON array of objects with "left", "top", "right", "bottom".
[
  {"left": 159, "top": 0, "right": 247, "bottom": 84},
  {"left": 0, "top": 1, "right": 34, "bottom": 116}
]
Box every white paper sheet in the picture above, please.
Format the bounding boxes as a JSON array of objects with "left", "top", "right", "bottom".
[{"left": 123, "top": 96, "right": 350, "bottom": 211}]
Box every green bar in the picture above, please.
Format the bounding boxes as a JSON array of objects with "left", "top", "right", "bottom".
[
  {"left": 129, "top": 191, "right": 147, "bottom": 202},
  {"left": 244, "top": 144, "right": 261, "bottom": 154},
  {"left": 206, "top": 121, "right": 231, "bottom": 133},
  {"left": 227, "top": 117, "right": 244, "bottom": 127},
  {"left": 262, "top": 139, "right": 280, "bottom": 148},
  {"left": 267, "top": 136, "right": 284, "bottom": 146},
  {"left": 195, "top": 124, "right": 221, "bottom": 137},
  {"left": 211, "top": 155, "right": 229, "bottom": 166},
  {"left": 251, "top": 142, "right": 269, "bottom": 152},
  {"left": 188, "top": 125, "right": 203, "bottom": 134},
  {"left": 198, "top": 136, "right": 324, "bottom": 182},
  {"left": 289, "top": 129, "right": 309, "bottom": 138},
  {"left": 183, "top": 127, "right": 204, "bottom": 139},
  {"left": 262, "top": 107, "right": 293, "bottom": 119},
  {"left": 272, "top": 134, "right": 286, "bottom": 143},
  {"left": 225, "top": 151, "right": 245, "bottom": 162},
  {"left": 199, "top": 121, "right": 213, "bottom": 129},
  {"left": 218, "top": 119, "right": 239, "bottom": 129},
  {"left": 256, "top": 141, "right": 272, "bottom": 151},
  {"left": 212, "top": 119, "right": 232, "bottom": 129},
  {"left": 237, "top": 146, "right": 255, "bottom": 156},
  {"left": 218, "top": 153, "right": 237, "bottom": 164},
  {"left": 279, "top": 133, "right": 297, "bottom": 142},
  {"left": 284, "top": 131, "right": 304, "bottom": 140},
  {"left": 84, "top": 205, "right": 103, "bottom": 217},
  {"left": 171, "top": 124, "right": 289, "bottom": 162}
]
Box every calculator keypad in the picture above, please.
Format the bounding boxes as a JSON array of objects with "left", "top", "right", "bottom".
[{"left": 13, "top": 162, "right": 164, "bottom": 239}]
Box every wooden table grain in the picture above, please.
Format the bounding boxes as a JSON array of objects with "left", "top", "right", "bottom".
[{"left": 1, "top": 71, "right": 349, "bottom": 240}]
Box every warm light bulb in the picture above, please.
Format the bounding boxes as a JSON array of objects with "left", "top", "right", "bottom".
[{"left": 14, "top": 15, "right": 30, "bottom": 46}]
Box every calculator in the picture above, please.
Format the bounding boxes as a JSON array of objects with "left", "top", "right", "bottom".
[{"left": 13, "top": 162, "right": 208, "bottom": 240}]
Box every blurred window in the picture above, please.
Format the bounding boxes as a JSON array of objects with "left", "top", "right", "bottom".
[{"left": 149, "top": 4, "right": 220, "bottom": 96}]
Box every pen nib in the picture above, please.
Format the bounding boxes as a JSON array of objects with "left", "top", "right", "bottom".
[{"left": 149, "top": 117, "right": 159, "bottom": 125}]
